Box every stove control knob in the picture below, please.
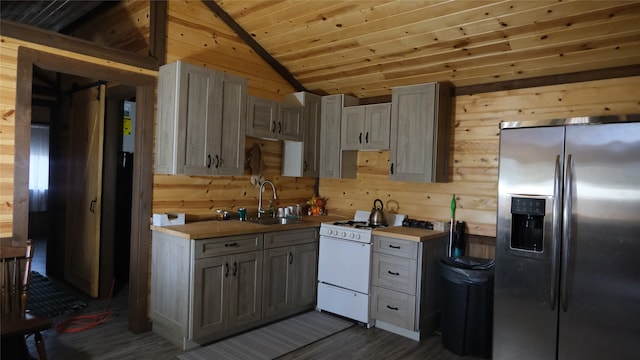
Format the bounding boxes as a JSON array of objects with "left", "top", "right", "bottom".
[
  {"left": 349, "top": 233, "right": 355, "bottom": 239},
  {"left": 341, "top": 231, "right": 346, "bottom": 238},
  {"left": 355, "top": 234, "right": 361, "bottom": 240},
  {"left": 329, "top": 230, "right": 335, "bottom": 236}
]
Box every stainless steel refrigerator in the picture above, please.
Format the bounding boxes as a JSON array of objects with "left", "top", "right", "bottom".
[{"left": 494, "top": 117, "right": 640, "bottom": 359}]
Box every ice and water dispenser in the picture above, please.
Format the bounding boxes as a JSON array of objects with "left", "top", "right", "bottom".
[{"left": 510, "top": 197, "right": 545, "bottom": 252}]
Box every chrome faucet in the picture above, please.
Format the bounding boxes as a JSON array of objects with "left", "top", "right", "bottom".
[{"left": 257, "top": 180, "right": 277, "bottom": 218}]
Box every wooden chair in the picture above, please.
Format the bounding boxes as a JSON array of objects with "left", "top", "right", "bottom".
[{"left": 1, "top": 239, "right": 52, "bottom": 360}]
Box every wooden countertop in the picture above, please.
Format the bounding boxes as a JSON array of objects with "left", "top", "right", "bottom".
[
  {"left": 151, "top": 214, "right": 349, "bottom": 240},
  {"left": 372, "top": 226, "right": 447, "bottom": 242}
]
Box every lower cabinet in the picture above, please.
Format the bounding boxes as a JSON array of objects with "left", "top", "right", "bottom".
[
  {"left": 191, "top": 251, "right": 263, "bottom": 340},
  {"left": 151, "top": 227, "right": 318, "bottom": 350},
  {"left": 370, "top": 234, "right": 446, "bottom": 341},
  {"left": 262, "top": 229, "right": 319, "bottom": 321}
]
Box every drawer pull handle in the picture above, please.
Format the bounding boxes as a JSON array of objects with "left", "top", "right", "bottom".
[
  {"left": 225, "top": 242, "right": 238, "bottom": 247},
  {"left": 386, "top": 305, "right": 399, "bottom": 311},
  {"left": 388, "top": 270, "right": 400, "bottom": 276},
  {"left": 389, "top": 244, "right": 401, "bottom": 249}
]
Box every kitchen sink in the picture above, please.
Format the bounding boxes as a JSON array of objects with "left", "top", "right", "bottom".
[{"left": 246, "top": 217, "right": 303, "bottom": 225}]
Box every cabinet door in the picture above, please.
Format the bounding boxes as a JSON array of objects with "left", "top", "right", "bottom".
[
  {"left": 320, "top": 94, "right": 358, "bottom": 178},
  {"left": 371, "top": 252, "right": 417, "bottom": 295},
  {"left": 155, "top": 61, "right": 247, "bottom": 176},
  {"left": 302, "top": 93, "right": 322, "bottom": 177},
  {"left": 341, "top": 106, "right": 366, "bottom": 150},
  {"left": 279, "top": 104, "right": 303, "bottom": 141},
  {"left": 263, "top": 228, "right": 318, "bottom": 249},
  {"left": 292, "top": 242, "right": 318, "bottom": 308},
  {"left": 389, "top": 82, "right": 450, "bottom": 182},
  {"left": 178, "top": 63, "right": 219, "bottom": 175},
  {"left": 192, "top": 255, "right": 227, "bottom": 339},
  {"left": 228, "top": 251, "right": 263, "bottom": 328},
  {"left": 155, "top": 63, "right": 180, "bottom": 174},
  {"left": 247, "top": 96, "right": 278, "bottom": 139},
  {"left": 217, "top": 73, "right": 247, "bottom": 175},
  {"left": 371, "top": 286, "right": 416, "bottom": 330},
  {"left": 262, "top": 246, "right": 293, "bottom": 318},
  {"left": 364, "top": 103, "right": 391, "bottom": 150}
]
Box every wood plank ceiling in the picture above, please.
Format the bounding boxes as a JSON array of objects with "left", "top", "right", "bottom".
[
  {"left": 213, "top": 0, "right": 640, "bottom": 98},
  {"left": 2, "top": 1, "right": 639, "bottom": 99}
]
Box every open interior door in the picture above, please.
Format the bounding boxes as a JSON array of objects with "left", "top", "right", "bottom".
[{"left": 64, "top": 84, "right": 105, "bottom": 298}]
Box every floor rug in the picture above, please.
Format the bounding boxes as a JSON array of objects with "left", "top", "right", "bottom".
[
  {"left": 178, "top": 311, "right": 354, "bottom": 360},
  {"left": 26, "top": 271, "right": 87, "bottom": 318}
]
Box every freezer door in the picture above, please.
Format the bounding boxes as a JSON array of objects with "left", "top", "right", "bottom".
[
  {"left": 494, "top": 126, "right": 565, "bottom": 360},
  {"left": 558, "top": 122, "right": 640, "bottom": 359}
]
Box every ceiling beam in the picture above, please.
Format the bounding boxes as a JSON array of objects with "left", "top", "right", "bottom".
[{"left": 201, "top": 0, "right": 308, "bottom": 93}]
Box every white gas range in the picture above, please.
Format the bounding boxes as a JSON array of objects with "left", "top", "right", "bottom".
[{"left": 316, "top": 210, "right": 406, "bottom": 327}]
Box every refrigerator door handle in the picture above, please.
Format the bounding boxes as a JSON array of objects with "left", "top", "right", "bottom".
[
  {"left": 561, "top": 154, "right": 573, "bottom": 312},
  {"left": 550, "top": 154, "right": 562, "bottom": 311}
]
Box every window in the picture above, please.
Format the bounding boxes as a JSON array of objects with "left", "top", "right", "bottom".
[{"left": 29, "top": 124, "right": 49, "bottom": 212}]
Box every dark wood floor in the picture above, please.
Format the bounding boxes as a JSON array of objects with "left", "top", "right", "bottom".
[{"left": 27, "top": 239, "right": 486, "bottom": 360}]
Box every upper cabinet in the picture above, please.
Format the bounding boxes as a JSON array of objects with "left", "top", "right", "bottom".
[
  {"left": 282, "top": 92, "right": 322, "bottom": 178},
  {"left": 319, "top": 94, "right": 359, "bottom": 179},
  {"left": 247, "top": 96, "right": 302, "bottom": 141},
  {"left": 341, "top": 103, "right": 391, "bottom": 150},
  {"left": 155, "top": 61, "right": 247, "bottom": 175},
  {"left": 246, "top": 96, "right": 278, "bottom": 139},
  {"left": 389, "top": 82, "right": 451, "bottom": 183}
]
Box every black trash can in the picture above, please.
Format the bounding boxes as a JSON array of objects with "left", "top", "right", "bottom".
[{"left": 440, "top": 256, "right": 495, "bottom": 359}]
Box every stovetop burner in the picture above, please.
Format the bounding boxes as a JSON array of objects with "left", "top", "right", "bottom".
[{"left": 332, "top": 220, "right": 388, "bottom": 230}]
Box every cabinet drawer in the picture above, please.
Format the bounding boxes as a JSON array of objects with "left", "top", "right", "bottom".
[
  {"left": 373, "top": 236, "right": 418, "bottom": 259},
  {"left": 371, "top": 253, "right": 417, "bottom": 295},
  {"left": 195, "top": 234, "right": 263, "bottom": 259},
  {"left": 371, "top": 286, "right": 416, "bottom": 330},
  {"left": 264, "top": 228, "right": 318, "bottom": 249}
]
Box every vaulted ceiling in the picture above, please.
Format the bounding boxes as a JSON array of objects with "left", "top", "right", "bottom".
[{"left": 3, "top": 1, "right": 640, "bottom": 98}]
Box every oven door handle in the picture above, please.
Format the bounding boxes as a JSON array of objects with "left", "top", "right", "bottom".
[{"left": 323, "top": 284, "right": 358, "bottom": 297}]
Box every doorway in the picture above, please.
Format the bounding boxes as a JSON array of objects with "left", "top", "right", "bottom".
[
  {"left": 14, "top": 47, "right": 155, "bottom": 333},
  {"left": 28, "top": 73, "right": 136, "bottom": 298}
]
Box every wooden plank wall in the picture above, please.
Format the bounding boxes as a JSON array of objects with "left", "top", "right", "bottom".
[
  {"left": 0, "top": 36, "right": 156, "bottom": 237},
  {"left": 152, "top": 1, "right": 316, "bottom": 220},
  {"left": 68, "top": 0, "right": 151, "bottom": 56},
  {"left": 321, "top": 75, "right": 640, "bottom": 258},
  {"left": 2, "top": 0, "right": 640, "bottom": 262}
]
